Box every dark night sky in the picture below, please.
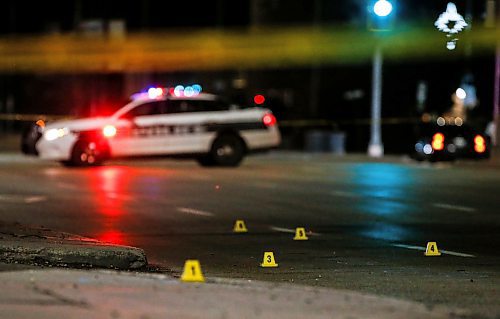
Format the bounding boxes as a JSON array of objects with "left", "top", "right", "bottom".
[
  {"left": 0, "top": 0, "right": 488, "bottom": 34},
  {"left": 0, "top": 0, "right": 251, "bottom": 33}
]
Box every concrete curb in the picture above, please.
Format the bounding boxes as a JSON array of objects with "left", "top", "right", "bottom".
[{"left": 0, "top": 222, "right": 147, "bottom": 270}]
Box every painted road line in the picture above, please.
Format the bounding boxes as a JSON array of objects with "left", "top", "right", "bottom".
[
  {"left": 270, "top": 226, "right": 295, "bottom": 234},
  {"left": 270, "top": 226, "right": 321, "bottom": 236},
  {"left": 392, "top": 243, "right": 475, "bottom": 258},
  {"left": 177, "top": 207, "right": 215, "bottom": 217},
  {"left": 0, "top": 194, "right": 47, "bottom": 203},
  {"left": 433, "top": 203, "right": 476, "bottom": 213},
  {"left": 24, "top": 196, "right": 47, "bottom": 203}
]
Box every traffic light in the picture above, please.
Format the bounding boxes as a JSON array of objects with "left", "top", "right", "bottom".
[{"left": 367, "top": 0, "right": 395, "bottom": 31}]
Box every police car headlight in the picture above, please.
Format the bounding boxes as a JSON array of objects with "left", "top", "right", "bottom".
[{"left": 44, "top": 128, "right": 69, "bottom": 141}]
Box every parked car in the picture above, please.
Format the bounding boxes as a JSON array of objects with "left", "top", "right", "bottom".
[{"left": 412, "top": 122, "right": 490, "bottom": 162}]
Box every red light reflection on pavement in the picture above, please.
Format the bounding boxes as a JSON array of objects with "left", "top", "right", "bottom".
[
  {"left": 97, "top": 168, "right": 128, "bottom": 217},
  {"left": 92, "top": 167, "right": 130, "bottom": 245},
  {"left": 87, "top": 166, "right": 174, "bottom": 246},
  {"left": 98, "top": 230, "right": 126, "bottom": 245}
]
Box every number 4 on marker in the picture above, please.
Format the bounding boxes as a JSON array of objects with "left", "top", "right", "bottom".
[{"left": 425, "top": 242, "right": 441, "bottom": 256}]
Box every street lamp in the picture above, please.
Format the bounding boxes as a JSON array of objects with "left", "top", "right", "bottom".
[
  {"left": 367, "top": 0, "right": 394, "bottom": 158},
  {"left": 374, "top": 0, "right": 393, "bottom": 17}
]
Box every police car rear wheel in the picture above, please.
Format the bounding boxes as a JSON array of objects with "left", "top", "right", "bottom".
[{"left": 210, "top": 135, "right": 245, "bottom": 167}]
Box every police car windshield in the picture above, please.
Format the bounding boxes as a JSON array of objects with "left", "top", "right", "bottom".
[{"left": 119, "top": 100, "right": 166, "bottom": 119}]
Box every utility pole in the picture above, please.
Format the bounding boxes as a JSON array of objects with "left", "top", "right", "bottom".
[{"left": 494, "top": 0, "right": 500, "bottom": 151}]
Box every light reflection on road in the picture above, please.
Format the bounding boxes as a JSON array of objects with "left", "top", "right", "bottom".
[
  {"left": 86, "top": 165, "right": 175, "bottom": 245},
  {"left": 360, "top": 222, "right": 410, "bottom": 242},
  {"left": 351, "top": 163, "right": 415, "bottom": 200},
  {"left": 91, "top": 167, "right": 130, "bottom": 245},
  {"left": 350, "top": 163, "right": 416, "bottom": 242}
]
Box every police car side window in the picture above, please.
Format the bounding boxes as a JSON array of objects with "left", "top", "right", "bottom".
[
  {"left": 121, "top": 101, "right": 166, "bottom": 118},
  {"left": 165, "top": 99, "right": 230, "bottom": 113},
  {"left": 166, "top": 100, "right": 199, "bottom": 113},
  {"left": 203, "top": 100, "right": 228, "bottom": 112}
]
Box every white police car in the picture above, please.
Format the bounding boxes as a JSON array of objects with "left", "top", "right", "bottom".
[{"left": 30, "top": 86, "right": 281, "bottom": 167}]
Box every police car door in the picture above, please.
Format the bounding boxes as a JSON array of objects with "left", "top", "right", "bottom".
[
  {"left": 162, "top": 98, "right": 208, "bottom": 154},
  {"left": 110, "top": 100, "right": 169, "bottom": 156}
]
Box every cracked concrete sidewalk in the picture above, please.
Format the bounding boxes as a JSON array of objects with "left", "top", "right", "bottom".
[
  {"left": 0, "top": 268, "right": 468, "bottom": 319},
  {"left": 0, "top": 221, "right": 147, "bottom": 270}
]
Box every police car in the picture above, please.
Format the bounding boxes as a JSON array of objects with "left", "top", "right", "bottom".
[{"left": 27, "top": 86, "right": 281, "bottom": 167}]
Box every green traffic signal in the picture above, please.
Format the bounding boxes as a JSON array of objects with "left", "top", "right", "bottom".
[{"left": 367, "top": 0, "right": 395, "bottom": 31}]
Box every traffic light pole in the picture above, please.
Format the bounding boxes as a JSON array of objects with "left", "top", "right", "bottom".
[{"left": 368, "top": 43, "right": 384, "bottom": 157}]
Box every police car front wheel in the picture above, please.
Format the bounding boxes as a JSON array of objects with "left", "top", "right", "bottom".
[
  {"left": 209, "top": 135, "right": 245, "bottom": 167},
  {"left": 68, "top": 139, "right": 108, "bottom": 167}
]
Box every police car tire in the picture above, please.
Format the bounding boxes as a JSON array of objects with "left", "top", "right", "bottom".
[
  {"left": 70, "top": 139, "right": 108, "bottom": 167},
  {"left": 210, "top": 135, "right": 245, "bottom": 167}
]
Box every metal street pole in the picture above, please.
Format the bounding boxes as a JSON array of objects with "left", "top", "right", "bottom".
[{"left": 368, "top": 43, "right": 384, "bottom": 157}]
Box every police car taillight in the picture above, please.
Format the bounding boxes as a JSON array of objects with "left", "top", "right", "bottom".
[
  {"left": 103, "top": 125, "right": 117, "bottom": 138},
  {"left": 263, "top": 113, "right": 277, "bottom": 127},
  {"left": 474, "top": 135, "right": 486, "bottom": 153},
  {"left": 431, "top": 133, "right": 444, "bottom": 151}
]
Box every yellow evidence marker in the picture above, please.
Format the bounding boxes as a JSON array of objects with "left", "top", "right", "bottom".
[
  {"left": 260, "top": 252, "right": 278, "bottom": 268},
  {"left": 180, "top": 260, "right": 205, "bottom": 282},
  {"left": 424, "top": 242, "right": 441, "bottom": 256},
  {"left": 293, "top": 227, "right": 309, "bottom": 240},
  {"left": 233, "top": 219, "right": 248, "bottom": 233}
]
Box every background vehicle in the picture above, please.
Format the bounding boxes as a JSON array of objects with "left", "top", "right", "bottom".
[
  {"left": 412, "top": 122, "right": 490, "bottom": 162},
  {"left": 24, "top": 88, "right": 281, "bottom": 167}
]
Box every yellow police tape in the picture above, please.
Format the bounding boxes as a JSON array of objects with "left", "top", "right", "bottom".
[{"left": 0, "top": 24, "right": 497, "bottom": 73}]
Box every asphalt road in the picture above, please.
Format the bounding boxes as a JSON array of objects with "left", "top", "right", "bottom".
[{"left": 0, "top": 152, "right": 499, "bottom": 317}]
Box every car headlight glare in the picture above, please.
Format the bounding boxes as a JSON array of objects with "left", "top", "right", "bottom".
[{"left": 44, "top": 128, "right": 69, "bottom": 141}]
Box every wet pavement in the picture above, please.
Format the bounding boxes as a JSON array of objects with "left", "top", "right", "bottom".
[{"left": 0, "top": 152, "right": 499, "bottom": 317}]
